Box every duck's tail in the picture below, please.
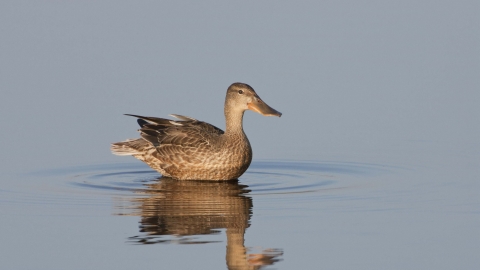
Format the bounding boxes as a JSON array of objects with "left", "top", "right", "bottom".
[{"left": 110, "top": 138, "right": 148, "bottom": 156}]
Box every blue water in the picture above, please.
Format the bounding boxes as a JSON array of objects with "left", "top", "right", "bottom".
[{"left": 2, "top": 154, "right": 478, "bottom": 269}]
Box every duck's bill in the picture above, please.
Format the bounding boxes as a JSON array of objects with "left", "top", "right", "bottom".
[{"left": 248, "top": 97, "right": 282, "bottom": 117}]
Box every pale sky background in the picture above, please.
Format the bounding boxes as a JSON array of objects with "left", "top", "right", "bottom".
[{"left": 1, "top": 1, "right": 479, "bottom": 173}]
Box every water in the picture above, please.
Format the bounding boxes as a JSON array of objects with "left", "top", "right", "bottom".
[
  {"left": 1, "top": 2, "right": 479, "bottom": 269},
  {"left": 2, "top": 160, "right": 387, "bottom": 269},
  {"left": 2, "top": 153, "right": 478, "bottom": 269}
]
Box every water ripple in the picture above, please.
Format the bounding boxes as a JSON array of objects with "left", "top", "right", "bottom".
[{"left": 1, "top": 160, "right": 393, "bottom": 213}]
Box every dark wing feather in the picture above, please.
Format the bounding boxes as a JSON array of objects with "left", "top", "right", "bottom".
[
  {"left": 137, "top": 119, "right": 149, "bottom": 128},
  {"left": 125, "top": 114, "right": 225, "bottom": 161},
  {"left": 125, "top": 114, "right": 173, "bottom": 125}
]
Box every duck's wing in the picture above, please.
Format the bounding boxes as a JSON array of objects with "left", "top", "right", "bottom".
[
  {"left": 170, "top": 114, "right": 224, "bottom": 135},
  {"left": 125, "top": 114, "right": 224, "bottom": 162},
  {"left": 126, "top": 114, "right": 223, "bottom": 132}
]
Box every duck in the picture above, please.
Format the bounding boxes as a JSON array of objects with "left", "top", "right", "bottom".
[{"left": 111, "top": 83, "right": 281, "bottom": 181}]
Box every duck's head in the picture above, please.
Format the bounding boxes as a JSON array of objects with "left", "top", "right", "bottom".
[{"left": 225, "top": 83, "right": 282, "bottom": 117}]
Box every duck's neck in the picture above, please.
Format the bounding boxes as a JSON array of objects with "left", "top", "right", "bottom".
[{"left": 224, "top": 107, "right": 246, "bottom": 136}]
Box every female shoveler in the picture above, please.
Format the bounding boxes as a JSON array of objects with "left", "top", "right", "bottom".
[{"left": 111, "top": 82, "right": 281, "bottom": 180}]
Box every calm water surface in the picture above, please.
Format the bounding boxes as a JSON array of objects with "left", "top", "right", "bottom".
[{"left": 2, "top": 152, "right": 478, "bottom": 270}]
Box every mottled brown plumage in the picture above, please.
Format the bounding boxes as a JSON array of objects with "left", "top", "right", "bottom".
[{"left": 111, "top": 83, "right": 281, "bottom": 180}]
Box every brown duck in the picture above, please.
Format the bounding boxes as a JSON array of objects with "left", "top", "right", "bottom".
[{"left": 111, "top": 82, "right": 281, "bottom": 180}]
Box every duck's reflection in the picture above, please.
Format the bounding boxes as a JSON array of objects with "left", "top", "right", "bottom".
[{"left": 116, "top": 178, "right": 282, "bottom": 269}]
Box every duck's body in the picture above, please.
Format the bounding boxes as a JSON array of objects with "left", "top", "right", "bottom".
[{"left": 111, "top": 83, "right": 281, "bottom": 181}]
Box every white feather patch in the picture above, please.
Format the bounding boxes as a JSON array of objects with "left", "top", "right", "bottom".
[
  {"left": 169, "top": 121, "right": 183, "bottom": 126},
  {"left": 170, "top": 114, "right": 197, "bottom": 121}
]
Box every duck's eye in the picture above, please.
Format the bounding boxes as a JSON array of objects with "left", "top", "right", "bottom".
[{"left": 238, "top": 90, "right": 244, "bottom": 94}]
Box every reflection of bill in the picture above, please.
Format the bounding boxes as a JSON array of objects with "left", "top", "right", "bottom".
[{"left": 115, "top": 178, "right": 283, "bottom": 269}]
